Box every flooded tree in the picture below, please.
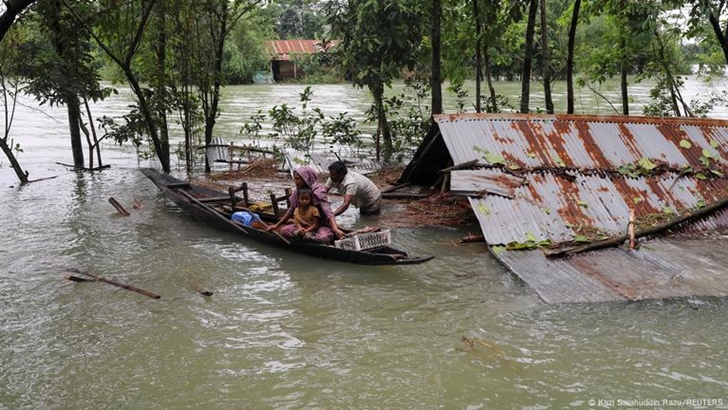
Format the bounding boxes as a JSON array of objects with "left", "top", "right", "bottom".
[
  {"left": 326, "top": 0, "right": 424, "bottom": 162},
  {"left": 0, "top": 28, "right": 29, "bottom": 184},
  {"left": 0, "top": 0, "right": 35, "bottom": 43}
]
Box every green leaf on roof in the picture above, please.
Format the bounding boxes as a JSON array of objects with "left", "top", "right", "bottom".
[
  {"left": 710, "top": 140, "right": 719, "bottom": 149},
  {"left": 711, "top": 169, "right": 724, "bottom": 177},
  {"left": 508, "top": 164, "right": 521, "bottom": 171},
  {"left": 662, "top": 206, "right": 674, "bottom": 214},
  {"left": 507, "top": 242, "right": 530, "bottom": 250},
  {"left": 679, "top": 139, "right": 692, "bottom": 149},
  {"left": 525, "top": 232, "right": 537, "bottom": 242},
  {"left": 633, "top": 197, "right": 642, "bottom": 204},
  {"left": 552, "top": 154, "right": 566, "bottom": 167},
  {"left": 483, "top": 151, "right": 505, "bottom": 165},
  {"left": 577, "top": 200, "right": 588, "bottom": 208},
  {"left": 491, "top": 246, "right": 505, "bottom": 255},
  {"left": 638, "top": 157, "right": 656, "bottom": 171},
  {"left": 476, "top": 203, "right": 491, "bottom": 215},
  {"left": 527, "top": 151, "right": 537, "bottom": 158},
  {"left": 696, "top": 172, "right": 707, "bottom": 180},
  {"left": 697, "top": 199, "right": 706, "bottom": 208},
  {"left": 573, "top": 235, "right": 590, "bottom": 243},
  {"left": 702, "top": 148, "right": 713, "bottom": 159}
]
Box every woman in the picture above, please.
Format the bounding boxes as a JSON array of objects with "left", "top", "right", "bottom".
[{"left": 267, "top": 166, "right": 335, "bottom": 244}]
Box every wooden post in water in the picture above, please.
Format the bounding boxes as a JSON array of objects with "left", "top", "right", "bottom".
[{"left": 108, "top": 197, "right": 130, "bottom": 216}]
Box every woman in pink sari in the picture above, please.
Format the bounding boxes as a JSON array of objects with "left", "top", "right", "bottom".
[{"left": 267, "top": 166, "right": 335, "bottom": 244}]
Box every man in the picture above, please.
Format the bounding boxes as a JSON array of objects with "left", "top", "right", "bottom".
[{"left": 325, "top": 161, "right": 382, "bottom": 217}]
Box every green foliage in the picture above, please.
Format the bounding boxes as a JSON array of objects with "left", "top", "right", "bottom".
[
  {"left": 364, "top": 73, "right": 432, "bottom": 162},
  {"left": 19, "top": 1, "right": 112, "bottom": 107},
  {"left": 505, "top": 231, "right": 551, "bottom": 250},
  {"left": 290, "top": 50, "right": 341, "bottom": 84},
  {"left": 329, "top": 0, "right": 425, "bottom": 89},
  {"left": 265, "top": 0, "right": 325, "bottom": 39},
  {"left": 617, "top": 157, "right": 658, "bottom": 178},
  {"left": 240, "top": 86, "right": 366, "bottom": 157},
  {"left": 227, "top": 8, "right": 275, "bottom": 84},
  {"left": 320, "top": 112, "right": 364, "bottom": 156}
]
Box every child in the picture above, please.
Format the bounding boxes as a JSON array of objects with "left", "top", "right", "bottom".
[{"left": 290, "top": 188, "right": 320, "bottom": 240}]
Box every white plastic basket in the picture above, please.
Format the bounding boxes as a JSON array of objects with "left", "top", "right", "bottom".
[{"left": 334, "top": 229, "right": 391, "bottom": 251}]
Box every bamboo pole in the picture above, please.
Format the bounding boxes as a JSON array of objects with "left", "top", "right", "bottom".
[
  {"left": 545, "top": 194, "right": 728, "bottom": 258},
  {"left": 64, "top": 269, "right": 160, "bottom": 299}
]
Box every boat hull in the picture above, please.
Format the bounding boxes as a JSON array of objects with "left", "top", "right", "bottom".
[{"left": 141, "top": 168, "right": 434, "bottom": 265}]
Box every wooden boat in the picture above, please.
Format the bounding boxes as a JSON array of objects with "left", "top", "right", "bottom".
[{"left": 141, "top": 168, "right": 434, "bottom": 265}]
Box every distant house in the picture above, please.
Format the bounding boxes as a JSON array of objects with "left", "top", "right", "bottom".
[{"left": 266, "top": 40, "right": 336, "bottom": 81}]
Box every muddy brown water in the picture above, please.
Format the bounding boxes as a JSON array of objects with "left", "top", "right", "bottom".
[{"left": 2, "top": 81, "right": 728, "bottom": 409}]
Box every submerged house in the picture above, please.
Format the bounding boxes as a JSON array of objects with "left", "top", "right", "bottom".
[
  {"left": 266, "top": 40, "right": 336, "bottom": 81},
  {"left": 400, "top": 113, "right": 728, "bottom": 304}
]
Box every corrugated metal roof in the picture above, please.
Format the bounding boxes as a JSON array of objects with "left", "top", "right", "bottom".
[
  {"left": 497, "top": 239, "right": 728, "bottom": 304},
  {"left": 432, "top": 113, "right": 728, "bottom": 245},
  {"left": 402, "top": 113, "right": 728, "bottom": 303},
  {"left": 266, "top": 40, "right": 337, "bottom": 61}
]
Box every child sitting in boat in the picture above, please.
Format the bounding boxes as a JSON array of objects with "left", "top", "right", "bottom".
[
  {"left": 290, "top": 188, "right": 321, "bottom": 240},
  {"left": 266, "top": 166, "right": 336, "bottom": 244},
  {"left": 268, "top": 188, "right": 321, "bottom": 241}
]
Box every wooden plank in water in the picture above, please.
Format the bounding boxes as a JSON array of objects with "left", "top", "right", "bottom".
[{"left": 108, "top": 197, "right": 130, "bottom": 216}]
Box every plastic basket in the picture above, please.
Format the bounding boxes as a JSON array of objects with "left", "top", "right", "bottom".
[{"left": 334, "top": 229, "right": 391, "bottom": 251}]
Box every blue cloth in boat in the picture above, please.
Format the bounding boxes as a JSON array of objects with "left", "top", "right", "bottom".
[{"left": 231, "top": 211, "right": 262, "bottom": 226}]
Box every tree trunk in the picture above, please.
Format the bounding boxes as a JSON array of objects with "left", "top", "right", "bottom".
[
  {"left": 520, "top": 0, "right": 538, "bottom": 114},
  {"left": 154, "top": 4, "right": 170, "bottom": 171},
  {"left": 66, "top": 94, "right": 85, "bottom": 168},
  {"left": 205, "top": 1, "right": 229, "bottom": 173},
  {"left": 431, "top": 0, "right": 443, "bottom": 115},
  {"left": 82, "top": 97, "right": 102, "bottom": 168},
  {"left": 0, "top": 138, "right": 29, "bottom": 184},
  {"left": 620, "top": 35, "right": 629, "bottom": 116},
  {"left": 484, "top": 45, "right": 498, "bottom": 113},
  {"left": 371, "top": 82, "right": 392, "bottom": 162},
  {"left": 707, "top": 11, "right": 728, "bottom": 67},
  {"left": 0, "top": 0, "right": 36, "bottom": 43},
  {"left": 566, "top": 0, "right": 581, "bottom": 114},
  {"left": 539, "top": 0, "right": 553, "bottom": 114},
  {"left": 474, "top": 0, "right": 482, "bottom": 113},
  {"left": 125, "top": 67, "right": 170, "bottom": 173}
]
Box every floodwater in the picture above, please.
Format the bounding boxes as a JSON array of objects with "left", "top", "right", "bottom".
[{"left": 2, "top": 80, "right": 728, "bottom": 409}]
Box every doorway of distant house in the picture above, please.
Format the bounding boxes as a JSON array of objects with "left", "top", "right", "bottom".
[{"left": 271, "top": 60, "right": 300, "bottom": 82}]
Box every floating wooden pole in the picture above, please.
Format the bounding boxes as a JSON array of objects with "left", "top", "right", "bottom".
[
  {"left": 64, "top": 268, "right": 160, "bottom": 299},
  {"left": 64, "top": 274, "right": 94, "bottom": 283},
  {"left": 108, "top": 197, "right": 130, "bottom": 216},
  {"left": 545, "top": 194, "right": 728, "bottom": 258},
  {"left": 461, "top": 234, "right": 486, "bottom": 243},
  {"left": 190, "top": 279, "right": 213, "bottom": 296}
]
